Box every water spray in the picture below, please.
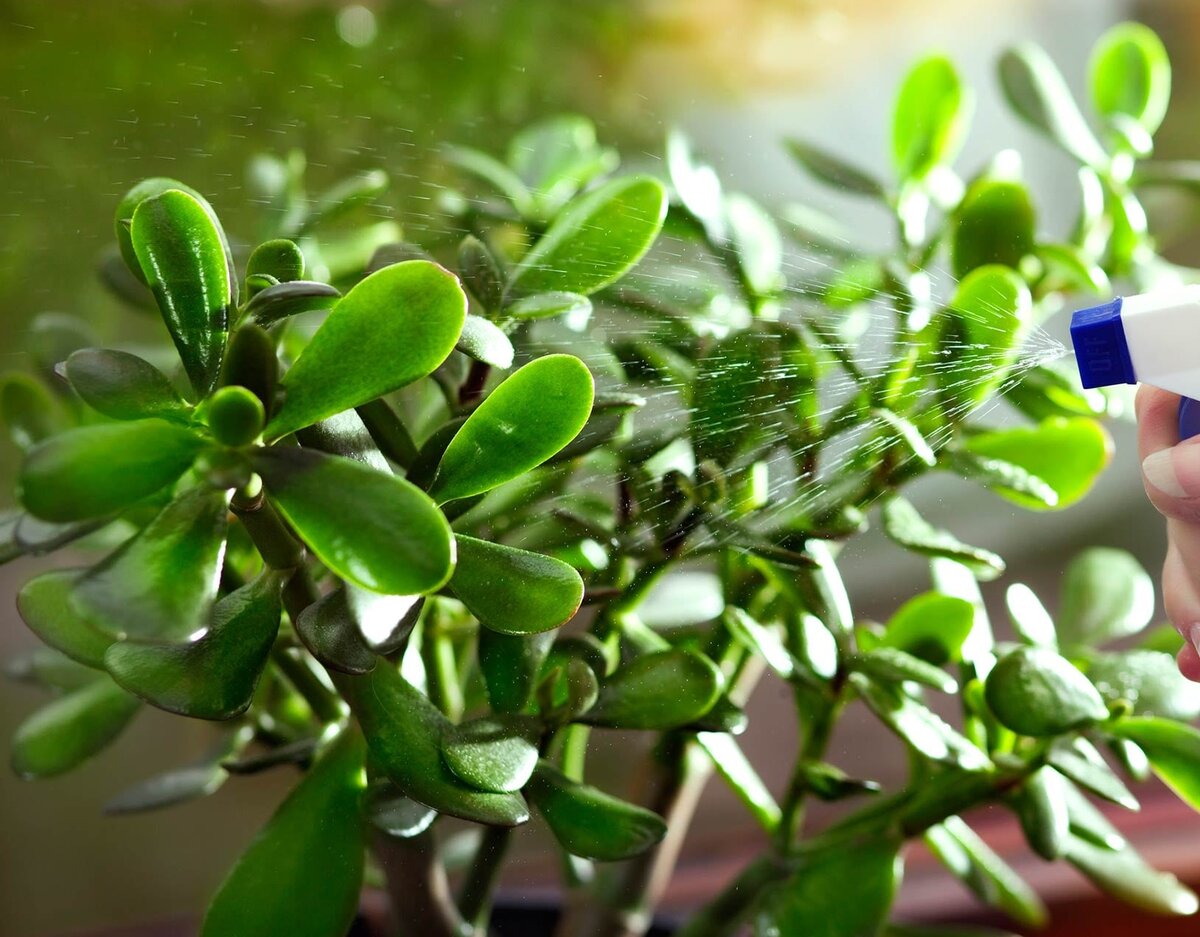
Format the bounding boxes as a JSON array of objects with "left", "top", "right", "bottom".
[{"left": 1071, "top": 290, "right": 1200, "bottom": 439}]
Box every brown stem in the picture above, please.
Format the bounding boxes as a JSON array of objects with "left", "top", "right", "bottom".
[
  {"left": 373, "top": 827, "right": 466, "bottom": 937},
  {"left": 459, "top": 360, "right": 491, "bottom": 407}
]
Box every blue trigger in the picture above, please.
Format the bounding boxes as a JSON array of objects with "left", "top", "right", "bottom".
[{"left": 1180, "top": 397, "right": 1200, "bottom": 441}]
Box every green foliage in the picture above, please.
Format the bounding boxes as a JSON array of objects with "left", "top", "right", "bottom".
[{"left": 4, "top": 24, "right": 1200, "bottom": 937}]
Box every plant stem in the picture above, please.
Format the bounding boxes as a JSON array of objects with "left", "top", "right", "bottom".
[
  {"left": 373, "top": 827, "right": 467, "bottom": 937},
  {"left": 775, "top": 691, "right": 840, "bottom": 851},
  {"left": 457, "top": 826, "right": 512, "bottom": 935},
  {"left": 671, "top": 855, "right": 789, "bottom": 937},
  {"left": 357, "top": 398, "right": 418, "bottom": 467}
]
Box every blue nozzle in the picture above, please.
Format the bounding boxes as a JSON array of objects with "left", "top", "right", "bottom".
[{"left": 1070, "top": 297, "right": 1135, "bottom": 388}]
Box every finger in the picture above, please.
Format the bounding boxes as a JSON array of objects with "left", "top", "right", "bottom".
[
  {"left": 1178, "top": 641, "right": 1200, "bottom": 682},
  {"left": 1141, "top": 435, "right": 1200, "bottom": 521},
  {"left": 1137, "top": 384, "right": 1181, "bottom": 461},
  {"left": 1161, "top": 539, "right": 1200, "bottom": 635}
]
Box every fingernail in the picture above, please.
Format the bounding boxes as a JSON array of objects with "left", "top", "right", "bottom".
[
  {"left": 1143, "top": 449, "right": 1188, "bottom": 498},
  {"left": 1189, "top": 623, "right": 1200, "bottom": 656}
]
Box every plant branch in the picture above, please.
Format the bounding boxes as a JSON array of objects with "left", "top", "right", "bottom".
[
  {"left": 373, "top": 827, "right": 467, "bottom": 937},
  {"left": 457, "top": 826, "right": 512, "bottom": 936}
]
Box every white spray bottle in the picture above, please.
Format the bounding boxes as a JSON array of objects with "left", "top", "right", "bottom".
[{"left": 1071, "top": 289, "right": 1200, "bottom": 438}]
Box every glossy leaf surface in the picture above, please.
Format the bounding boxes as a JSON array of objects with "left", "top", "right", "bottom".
[
  {"left": 294, "top": 588, "right": 377, "bottom": 675},
  {"left": 441, "top": 716, "right": 539, "bottom": 793},
  {"left": 881, "top": 592, "right": 976, "bottom": 666},
  {"left": 882, "top": 496, "right": 1004, "bottom": 580},
  {"left": 1089, "top": 22, "right": 1171, "bottom": 136},
  {"left": 1058, "top": 547, "right": 1154, "bottom": 645},
  {"left": 479, "top": 630, "right": 555, "bottom": 714},
  {"left": 985, "top": 647, "right": 1108, "bottom": 737},
  {"left": 17, "top": 570, "right": 114, "bottom": 667},
  {"left": 582, "top": 649, "right": 722, "bottom": 731},
  {"left": 1109, "top": 717, "right": 1200, "bottom": 812},
  {"left": 456, "top": 314, "right": 514, "bottom": 369},
  {"left": 892, "top": 55, "right": 970, "bottom": 180},
  {"left": 65, "top": 349, "right": 188, "bottom": 421}
]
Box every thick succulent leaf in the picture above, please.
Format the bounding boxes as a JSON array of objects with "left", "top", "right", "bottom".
[
  {"left": 509, "top": 176, "right": 666, "bottom": 296},
  {"left": 1004, "top": 583, "right": 1057, "bottom": 648},
  {"left": 457, "top": 235, "right": 504, "bottom": 312},
  {"left": 1013, "top": 766, "right": 1069, "bottom": 860},
  {"left": 367, "top": 786, "right": 438, "bottom": 839},
  {"left": 1047, "top": 741, "right": 1138, "bottom": 810},
  {"left": 582, "top": 649, "right": 722, "bottom": 731},
  {"left": 755, "top": 835, "right": 902, "bottom": 937},
  {"left": 105, "top": 761, "right": 230, "bottom": 815},
  {"left": 5, "top": 646, "right": 101, "bottom": 692},
  {"left": 255, "top": 447, "right": 453, "bottom": 596},
  {"left": 892, "top": 55, "right": 971, "bottom": 180},
  {"left": 948, "top": 451, "right": 1059, "bottom": 509},
  {"left": 1089, "top": 22, "right": 1171, "bottom": 136},
  {"left": 246, "top": 238, "right": 305, "bottom": 286},
  {"left": 1089, "top": 650, "right": 1200, "bottom": 720},
  {"left": 219, "top": 324, "right": 278, "bottom": 419},
  {"left": 449, "top": 535, "right": 583, "bottom": 635},
  {"left": 337, "top": 664, "right": 529, "bottom": 826},
  {"left": 267, "top": 261, "right": 466, "bottom": 438},
  {"left": 951, "top": 180, "right": 1036, "bottom": 277},
  {"left": 244, "top": 280, "right": 340, "bottom": 326},
  {"left": 17, "top": 570, "right": 114, "bottom": 667},
  {"left": 881, "top": 497, "right": 1004, "bottom": 580},
  {"left": 785, "top": 138, "right": 886, "bottom": 198},
  {"left": 724, "top": 607, "right": 795, "bottom": 680},
  {"left": 985, "top": 647, "right": 1108, "bottom": 737},
  {"left": 428, "top": 355, "right": 594, "bottom": 504},
  {"left": 881, "top": 592, "right": 976, "bottom": 666},
  {"left": 74, "top": 486, "right": 229, "bottom": 641},
  {"left": 14, "top": 514, "right": 110, "bottom": 557},
  {"left": 131, "top": 189, "right": 231, "bottom": 395},
  {"left": 850, "top": 673, "right": 989, "bottom": 770},
  {"left": 1065, "top": 833, "right": 1197, "bottom": 915},
  {"left": 526, "top": 760, "right": 666, "bottom": 861},
  {"left": 796, "top": 761, "right": 881, "bottom": 802},
  {"left": 65, "top": 349, "right": 188, "bottom": 421},
  {"left": 456, "top": 314, "right": 514, "bottom": 369},
  {"left": 479, "top": 630, "right": 555, "bottom": 714},
  {"left": 964, "top": 417, "right": 1111, "bottom": 511},
  {"left": 690, "top": 331, "right": 773, "bottom": 465},
  {"left": 1, "top": 373, "right": 64, "bottom": 449},
  {"left": 345, "top": 588, "right": 424, "bottom": 655},
  {"left": 507, "top": 291, "right": 591, "bottom": 322},
  {"left": 1058, "top": 547, "right": 1154, "bottom": 646},
  {"left": 725, "top": 193, "right": 784, "bottom": 298},
  {"left": 854, "top": 647, "right": 958, "bottom": 694},
  {"left": 441, "top": 715, "right": 539, "bottom": 793},
  {"left": 925, "top": 817, "right": 1047, "bottom": 927},
  {"left": 201, "top": 730, "right": 367, "bottom": 937},
  {"left": 17, "top": 419, "right": 203, "bottom": 522},
  {"left": 294, "top": 588, "right": 377, "bottom": 675},
  {"left": 104, "top": 574, "right": 283, "bottom": 720},
  {"left": 11, "top": 675, "right": 140, "bottom": 779},
  {"left": 697, "top": 732, "right": 782, "bottom": 833},
  {"left": 1109, "top": 717, "right": 1200, "bottom": 812}
]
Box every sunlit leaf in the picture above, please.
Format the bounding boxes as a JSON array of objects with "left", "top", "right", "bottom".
[
  {"left": 582, "top": 649, "right": 722, "bottom": 731},
  {"left": 65, "top": 349, "right": 188, "bottom": 422},
  {"left": 1089, "top": 22, "right": 1171, "bottom": 137},
  {"left": 985, "top": 647, "right": 1108, "bottom": 737},
  {"left": 441, "top": 715, "right": 539, "bottom": 793},
  {"left": 882, "top": 496, "right": 1004, "bottom": 580},
  {"left": 952, "top": 180, "right": 1036, "bottom": 277},
  {"left": 1109, "top": 717, "right": 1200, "bottom": 813},
  {"left": 1089, "top": 650, "right": 1200, "bottom": 720},
  {"left": 1058, "top": 547, "right": 1154, "bottom": 646},
  {"left": 892, "top": 55, "right": 971, "bottom": 180},
  {"left": 880, "top": 592, "right": 976, "bottom": 666}
]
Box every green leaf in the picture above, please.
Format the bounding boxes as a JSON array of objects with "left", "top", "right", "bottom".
[
  {"left": 308, "top": 169, "right": 389, "bottom": 229},
  {"left": 219, "top": 325, "right": 278, "bottom": 419},
  {"left": 441, "top": 715, "right": 539, "bottom": 793},
  {"left": 246, "top": 238, "right": 305, "bottom": 288},
  {"left": 1109, "top": 717, "right": 1200, "bottom": 813},
  {"left": 892, "top": 54, "right": 971, "bottom": 180},
  {"left": 938, "top": 265, "right": 1032, "bottom": 414},
  {"left": 243, "top": 280, "right": 340, "bottom": 326},
  {"left": 428, "top": 355, "right": 594, "bottom": 504},
  {"left": 508, "top": 116, "right": 617, "bottom": 211},
  {"left": 666, "top": 129, "right": 726, "bottom": 240},
  {"left": 457, "top": 235, "right": 504, "bottom": 312},
  {"left": 850, "top": 673, "right": 989, "bottom": 770},
  {"left": 925, "top": 817, "right": 1047, "bottom": 927},
  {"left": 16, "top": 570, "right": 114, "bottom": 667},
  {"left": 755, "top": 834, "right": 901, "bottom": 937},
  {"left": 131, "top": 189, "right": 231, "bottom": 395},
  {"left": 444, "top": 145, "right": 533, "bottom": 214},
  {"left": 1, "top": 373, "right": 64, "bottom": 449},
  {"left": 1047, "top": 740, "right": 1138, "bottom": 810},
  {"left": 725, "top": 192, "right": 784, "bottom": 298},
  {"left": 510, "top": 176, "right": 666, "bottom": 296},
  {"left": 952, "top": 180, "right": 1036, "bottom": 277},
  {"left": 105, "top": 574, "right": 281, "bottom": 720},
  {"left": 1004, "top": 583, "right": 1057, "bottom": 648},
  {"left": 6, "top": 646, "right": 101, "bottom": 692},
  {"left": 74, "top": 486, "right": 229, "bottom": 641},
  {"left": 17, "top": 419, "right": 203, "bottom": 522},
  {"left": 796, "top": 761, "right": 881, "bottom": 802},
  {"left": 690, "top": 331, "right": 773, "bottom": 464},
  {"left": 1090, "top": 22, "right": 1171, "bottom": 137},
  {"left": 105, "top": 761, "right": 230, "bottom": 815},
  {"left": 449, "top": 535, "right": 583, "bottom": 635},
  {"left": 582, "top": 649, "right": 723, "bottom": 730},
  {"left": 949, "top": 450, "right": 1060, "bottom": 509},
  {"left": 985, "top": 646, "right": 1108, "bottom": 737},
  {"left": 255, "top": 447, "right": 453, "bottom": 595},
  {"left": 880, "top": 592, "right": 976, "bottom": 666},
  {"left": 696, "top": 732, "right": 782, "bottom": 832},
  {"left": 881, "top": 496, "right": 1004, "bottom": 580},
  {"left": 855, "top": 647, "right": 957, "bottom": 694},
  {"left": 339, "top": 664, "right": 529, "bottom": 826},
  {"left": 998, "top": 43, "right": 1107, "bottom": 167},
  {"left": 1013, "top": 766, "right": 1069, "bottom": 860},
  {"left": 367, "top": 786, "right": 437, "bottom": 840},
  {"left": 200, "top": 730, "right": 366, "bottom": 937},
  {"left": 635, "top": 570, "right": 725, "bottom": 631},
  {"left": 507, "top": 291, "right": 592, "bottom": 322},
  {"left": 526, "top": 760, "right": 666, "bottom": 861},
  {"left": 1058, "top": 547, "right": 1154, "bottom": 646},
  {"left": 456, "top": 314, "right": 515, "bottom": 369},
  {"left": 795, "top": 613, "right": 839, "bottom": 680},
  {"left": 293, "top": 588, "right": 377, "bottom": 675},
  {"left": 206, "top": 386, "right": 265, "bottom": 447},
  {"left": 479, "top": 630, "right": 555, "bottom": 714},
  {"left": 823, "top": 259, "right": 884, "bottom": 310},
  {"left": 1032, "top": 243, "right": 1110, "bottom": 295},
  {"left": 1089, "top": 650, "right": 1200, "bottom": 720},
  {"left": 724, "top": 607, "right": 795, "bottom": 680},
  {"left": 65, "top": 349, "right": 188, "bottom": 422},
  {"left": 1060, "top": 777, "right": 1127, "bottom": 850},
  {"left": 11, "top": 675, "right": 140, "bottom": 779},
  {"left": 267, "top": 261, "right": 466, "bottom": 439},
  {"left": 785, "top": 138, "right": 886, "bottom": 198},
  {"left": 1065, "top": 833, "right": 1198, "bottom": 916},
  {"left": 964, "top": 417, "right": 1111, "bottom": 511}
]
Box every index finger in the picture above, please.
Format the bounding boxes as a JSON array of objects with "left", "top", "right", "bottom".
[{"left": 1136, "top": 383, "right": 1181, "bottom": 461}]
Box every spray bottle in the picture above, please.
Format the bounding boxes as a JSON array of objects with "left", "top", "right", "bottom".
[{"left": 1071, "top": 290, "right": 1200, "bottom": 438}]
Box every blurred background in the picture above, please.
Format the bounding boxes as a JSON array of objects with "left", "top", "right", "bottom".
[{"left": 3, "top": 0, "right": 1200, "bottom": 934}]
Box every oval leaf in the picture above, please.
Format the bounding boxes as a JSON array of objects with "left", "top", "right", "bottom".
[
  {"left": 336, "top": 664, "right": 529, "bottom": 826},
  {"left": 1089, "top": 22, "right": 1171, "bottom": 136},
  {"left": 892, "top": 55, "right": 971, "bottom": 180},
  {"left": 17, "top": 570, "right": 114, "bottom": 667},
  {"left": 441, "top": 716, "right": 539, "bottom": 793},
  {"left": 201, "top": 730, "right": 366, "bottom": 937},
  {"left": 509, "top": 176, "right": 666, "bottom": 296},
  {"left": 881, "top": 592, "right": 976, "bottom": 666},
  {"left": 582, "top": 649, "right": 722, "bottom": 730},
  {"left": 65, "top": 349, "right": 188, "bottom": 421},
  {"left": 294, "top": 588, "right": 378, "bottom": 675},
  {"left": 479, "top": 630, "right": 555, "bottom": 714},
  {"left": 17, "top": 419, "right": 203, "bottom": 522},
  {"left": 105, "top": 574, "right": 284, "bottom": 720},
  {"left": 985, "top": 647, "right": 1109, "bottom": 737},
  {"left": 1058, "top": 547, "right": 1154, "bottom": 645},
  {"left": 456, "top": 314, "right": 515, "bottom": 369},
  {"left": 267, "top": 261, "right": 466, "bottom": 438},
  {"left": 244, "top": 280, "right": 341, "bottom": 326},
  {"left": 526, "top": 761, "right": 666, "bottom": 861},
  {"left": 428, "top": 354, "right": 594, "bottom": 504},
  {"left": 255, "top": 447, "right": 453, "bottom": 596},
  {"left": 449, "top": 535, "right": 583, "bottom": 635},
  {"left": 1109, "top": 717, "right": 1200, "bottom": 813},
  {"left": 1089, "top": 650, "right": 1200, "bottom": 720},
  {"left": 952, "top": 180, "right": 1036, "bottom": 277}
]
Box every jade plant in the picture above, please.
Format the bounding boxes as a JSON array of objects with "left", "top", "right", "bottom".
[{"left": 7, "top": 21, "right": 1200, "bottom": 937}]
